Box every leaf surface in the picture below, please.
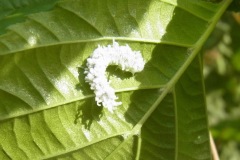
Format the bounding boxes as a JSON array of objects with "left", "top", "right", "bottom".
[{"left": 0, "top": 0, "right": 232, "bottom": 159}]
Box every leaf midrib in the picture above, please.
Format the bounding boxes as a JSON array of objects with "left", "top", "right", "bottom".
[
  {"left": 132, "top": 0, "right": 232, "bottom": 131},
  {"left": 128, "top": 0, "right": 232, "bottom": 159}
]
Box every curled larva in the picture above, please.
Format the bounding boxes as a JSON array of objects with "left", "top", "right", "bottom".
[{"left": 84, "top": 41, "right": 145, "bottom": 112}]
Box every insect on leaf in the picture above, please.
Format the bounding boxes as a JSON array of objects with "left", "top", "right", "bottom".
[{"left": 0, "top": 0, "right": 232, "bottom": 159}]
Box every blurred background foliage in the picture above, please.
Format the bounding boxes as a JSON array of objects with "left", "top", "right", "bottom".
[{"left": 203, "top": 5, "right": 240, "bottom": 159}]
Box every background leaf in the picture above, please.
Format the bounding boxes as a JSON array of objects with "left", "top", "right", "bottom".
[
  {"left": 0, "top": 0, "right": 232, "bottom": 159},
  {"left": 203, "top": 9, "right": 240, "bottom": 159}
]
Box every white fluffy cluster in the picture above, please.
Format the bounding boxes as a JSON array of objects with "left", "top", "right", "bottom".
[{"left": 84, "top": 41, "right": 145, "bottom": 112}]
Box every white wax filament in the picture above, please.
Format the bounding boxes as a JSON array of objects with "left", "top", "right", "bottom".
[{"left": 84, "top": 41, "right": 145, "bottom": 112}]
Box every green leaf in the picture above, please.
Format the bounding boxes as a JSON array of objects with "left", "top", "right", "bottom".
[
  {"left": 140, "top": 55, "right": 210, "bottom": 160},
  {"left": 0, "top": 0, "right": 232, "bottom": 159},
  {"left": 0, "top": 0, "right": 59, "bottom": 35}
]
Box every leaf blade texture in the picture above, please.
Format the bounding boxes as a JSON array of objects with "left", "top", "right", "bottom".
[{"left": 0, "top": 0, "right": 232, "bottom": 159}]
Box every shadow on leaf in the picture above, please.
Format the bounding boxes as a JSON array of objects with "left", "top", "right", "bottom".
[{"left": 74, "top": 98, "right": 103, "bottom": 130}]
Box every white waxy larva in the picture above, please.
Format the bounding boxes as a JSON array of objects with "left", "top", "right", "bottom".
[{"left": 84, "top": 41, "right": 145, "bottom": 112}]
